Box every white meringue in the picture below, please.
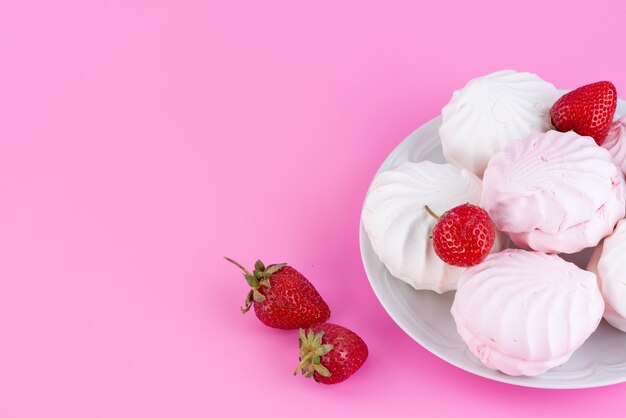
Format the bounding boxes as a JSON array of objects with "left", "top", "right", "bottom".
[
  {"left": 440, "top": 70, "right": 558, "bottom": 177},
  {"left": 482, "top": 130, "right": 625, "bottom": 254},
  {"left": 362, "top": 161, "right": 503, "bottom": 293},
  {"left": 452, "top": 249, "right": 604, "bottom": 376},
  {"left": 601, "top": 115, "right": 626, "bottom": 174},
  {"left": 587, "top": 219, "right": 626, "bottom": 332}
]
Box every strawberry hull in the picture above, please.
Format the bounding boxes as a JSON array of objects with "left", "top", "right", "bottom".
[{"left": 296, "top": 323, "right": 368, "bottom": 384}]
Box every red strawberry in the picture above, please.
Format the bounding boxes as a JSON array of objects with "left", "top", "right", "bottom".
[
  {"left": 294, "top": 323, "right": 368, "bottom": 384},
  {"left": 225, "top": 257, "right": 330, "bottom": 329},
  {"left": 426, "top": 204, "right": 495, "bottom": 267},
  {"left": 550, "top": 81, "right": 617, "bottom": 145}
]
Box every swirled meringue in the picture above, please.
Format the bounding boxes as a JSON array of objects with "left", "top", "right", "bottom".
[
  {"left": 601, "top": 115, "right": 626, "bottom": 174},
  {"left": 587, "top": 219, "right": 626, "bottom": 332},
  {"left": 362, "top": 161, "right": 504, "bottom": 293},
  {"left": 452, "top": 249, "right": 604, "bottom": 376},
  {"left": 482, "top": 130, "right": 625, "bottom": 254},
  {"left": 440, "top": 70, "right": 558, "bottom": 177}
]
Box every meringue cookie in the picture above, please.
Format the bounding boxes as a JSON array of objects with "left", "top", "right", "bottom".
[
  {"left": 452, "top": 249, "right": 604, "bottom": 376},
  {"left": 440, "top": 70, "right": 558, "bottom": 177},
  {"left": 601, "top": 115, "right": 626, "bottom": 174},
  {"left": 362, "top": 161, "right": 504, "bottom": 293},
  {"left": 482, "top": 130, "right": 626, "bottom": 254},
  {"left": 587, "top": 219, "right": 626, "bottom": 332}
]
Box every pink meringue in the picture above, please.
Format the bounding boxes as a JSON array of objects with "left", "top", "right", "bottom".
[
  {"left": 482, "top": 130, "right": 625, "bottom": 254},
  {"left": 452, "top": 249, "right": 604, "bottom": 376},
  {"left": 587, "top": 219, "right": 626, "bottom": 332},
  {"left": 601, "top": 115, "right": 626, "bottom": 174}
]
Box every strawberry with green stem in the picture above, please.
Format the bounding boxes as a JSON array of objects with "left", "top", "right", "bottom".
[
  {"left": 225, "top": 257, "right": 330, "bottom": 329},
  {"left": 425, "top": 203, "right": 495, "bottom": 267},
  {"left": 294, "top": 323, "right": 368, "bottom": 384}
]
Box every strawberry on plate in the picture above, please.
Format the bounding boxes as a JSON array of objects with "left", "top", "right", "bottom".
[
  {"left": 225, "top": 257, "right": 330, "bottom": 329},
  {"left": 550, "top": 81, "right": 617, "bottom": 145},
  {"left": 294, "top": 323, "right": 368, "bottom": 384},
  {"left": 426, "top": 203, "right": 496, "bottom": 267}
]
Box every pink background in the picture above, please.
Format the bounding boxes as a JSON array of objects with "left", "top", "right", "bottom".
[{"left": 2, "top": 1, "right": 626, "bottom": 416}]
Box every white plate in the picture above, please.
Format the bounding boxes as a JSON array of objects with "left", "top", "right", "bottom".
[{"left": 359, "top": 97, "right": 626, "bottom": 389}]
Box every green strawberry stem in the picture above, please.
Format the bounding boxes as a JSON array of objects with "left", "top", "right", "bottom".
[
  {"left": 424, "top": 205, "right": 441, "bottom": 221},
  {"left": 293, "top": 352, "right": 315, "bottom": 376},
  {"left": 294, "top": 328, "right": 334, "bottom": 379},
  {"left": 224, "top": 256, "right": 287, "bottom": 314},
  {"left": 241, "top": 290, "right": 254, "bottom": 314},
  {"left": 224, "top": 257, "right": 253, "bottom": 277}
]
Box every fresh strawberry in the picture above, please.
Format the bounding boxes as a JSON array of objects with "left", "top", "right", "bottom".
[
  {"left": 225, "top": 257, "right": 330, "bottom": 329},
  {"left": 294, "top": 323, "right": 368, "bottom": 384},
  {"left": 426, "top": 203, "right": 495, "bottom": 267},
  {"left": 550, "top": 81, "right": 617, "bottom": 145}
]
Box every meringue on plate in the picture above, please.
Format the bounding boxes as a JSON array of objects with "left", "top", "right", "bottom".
[
  {"left": 361, "top": 161, "right": 504, "bottom": 293},
  {"left": 452, "top": 249, "right": 604, "bottom": 376},
  {"left": 588, "top": 219, "right": 626, "bottom": 332},
  {"left": 601, "top": 115, "right": 626, "bottom": 174},
  {"left": 482, "top": 130, "right": 626, "bottom": 254},
  {"left": 440, "top": 70, "right": 558, "bottom": 177}
]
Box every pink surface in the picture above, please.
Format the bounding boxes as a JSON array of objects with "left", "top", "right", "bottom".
[{"left": 2, "top": 1, "right": 626, "bottom": 416}]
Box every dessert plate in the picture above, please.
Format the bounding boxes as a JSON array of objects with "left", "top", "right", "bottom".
[{"left": 359, "top": 97, "right": 626, "bottom": 389}]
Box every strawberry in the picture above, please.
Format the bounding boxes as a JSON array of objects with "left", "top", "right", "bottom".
[
  {"left": 550, "top": 81, "right": 617, "bottom": 145},
  {"left": 225, "top": 257, "right": 330, "bottom": 329},
  {"left": 294, "top": 323, "right": 368, "bottom": 384},
  {"left": 426, "top": 203, "right": 495, "bottom": 267}
]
